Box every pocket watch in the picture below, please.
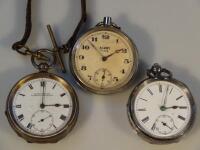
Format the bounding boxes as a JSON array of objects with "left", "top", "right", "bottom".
[
  {"left": 5, "top": 8, "right": 79, "bottom": 143},
  {"left": 5, "top": 68, "right": 78, "bottom": 143},
  {"left": 5, "top": 0, "right": 87, "bottom": 143},
  {"left": 5, "top": 4, "right": 79, "bottom": 143},
  {"left": 127, "top": 64, "right": 195, "bottom": 144},
  {"left": 6, "top": 26, "right": 79, "bottom": 143},
  {"left": 70, "top": 17, "right": 139, "bottom": 94}
]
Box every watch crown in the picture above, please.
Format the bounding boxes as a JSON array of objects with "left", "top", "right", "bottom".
[
  {"left": 96, "top": 17, "right": 120, "bottom": 29},
  {"left": 103, "top": 17, "right": 112, "bottom": 26}
]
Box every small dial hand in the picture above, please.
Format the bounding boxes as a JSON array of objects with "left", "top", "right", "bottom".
[
  {"left": 161, "top": 122, "right": 173, "bottom": 130},
  {"left": 38, "top": 115, "right": 52, "bottom": 123},
  {"left": 100, "top": 69, "right": 106, "bottom": 87}
]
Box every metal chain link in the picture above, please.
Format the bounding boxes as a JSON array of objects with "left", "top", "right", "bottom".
[
  {"left": 12, "top": 0, "right": 87, "bottom": 73},
  {"left": 15, "top": 45, "right": 50, "bottom": 61}
]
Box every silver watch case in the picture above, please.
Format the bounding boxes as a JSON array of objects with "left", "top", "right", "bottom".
[
  {"left": 5, "top": 72, "right": 79, "bottom": 143},
  {"left": 70, "top": 26, "right": 139, "bottom": 95},
  {"left": 127, "top": 78, "right": 196, "bottom": 144}
]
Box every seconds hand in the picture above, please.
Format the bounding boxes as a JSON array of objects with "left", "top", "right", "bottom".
[
  {"left": 100, "top": 69, "right": 106, "bottom": 88},
  {"left": 38, "top": 115, "right": 52, "bottom": 123},
  {"left": 161, "top": 122, "right": 173, "bottom": 130}
]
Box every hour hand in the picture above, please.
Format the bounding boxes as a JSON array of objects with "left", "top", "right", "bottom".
[
  {"left": 44, "top": 104, "right": 69, "bottom": 108},
  {"left": 103, "top": 48, "right": 124, "bottom": 60},
  {"left": 165, "top": 106, "right": 187, "bottom": 109}
]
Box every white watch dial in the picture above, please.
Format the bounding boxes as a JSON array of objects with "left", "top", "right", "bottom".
[
  {"left": 132, "top": 80, "right": 192, "bottom": 139},
  {"left": 11, "top": 78, "right": 73, "bottom": 136},
  {"left": 72, "top": 28, "right": 138, "bottom": 93}
]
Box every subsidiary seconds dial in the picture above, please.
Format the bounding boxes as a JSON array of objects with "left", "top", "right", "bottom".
[{"left": 71, "top": 20, "right": 138, "bottom": 94}]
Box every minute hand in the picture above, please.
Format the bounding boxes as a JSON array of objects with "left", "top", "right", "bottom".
[
  {"left": 40, "top": 81, "right": 46, "bottom": 109},
  {"left": 161, "top": 85, "right": 169, "bottom": 107},
  {"left": 87, "top": 40, "right": 104, "bottom": 57}
]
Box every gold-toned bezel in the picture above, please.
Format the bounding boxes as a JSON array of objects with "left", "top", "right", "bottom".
[
  {"left": 5, "top": 72, "right": 79, "bottom": 143},
  {"left": 127, "top": 78, "right": 196, "bottom": 144},
  {"left": 70, "top": 26, "right": 139, "bottom": 94}
]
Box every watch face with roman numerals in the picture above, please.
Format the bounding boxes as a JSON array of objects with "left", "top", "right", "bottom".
[
  {"left": 128, "top": 79, "right": 195, "bottom": 142},
  {"left": 6, "top": 73, "right": 78, "bottom": 142},
  {"left": 71, "top": 27, "right": 138, "bottom": 94}
]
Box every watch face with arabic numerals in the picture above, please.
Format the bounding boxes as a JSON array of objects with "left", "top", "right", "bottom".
[
  {"left": 128, "top": 79, "right": 195, "bottom": 143},
  {"left": 6, "top": 72, "right": 78, "bottom": 143},
  {"left": 71, "top": 27, "right": 138, "bottom": 94}
]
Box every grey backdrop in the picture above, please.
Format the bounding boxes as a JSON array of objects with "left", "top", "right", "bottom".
[{"left": 0, "top": 0, "right": 200, "bottom": 150}]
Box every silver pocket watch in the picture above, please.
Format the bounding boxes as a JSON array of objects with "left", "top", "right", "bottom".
[
  {"left": 70, "top": 17, "right": 139, "bottom": 94},
  {"left": 6, "top": 69, "right": 78, "bottom": 143},
  {"left": 127, "top": 63, "right": 195, "bottom": 144},
  {"left": 5, "top": 26, "right": 79, "bottom": 143}
]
